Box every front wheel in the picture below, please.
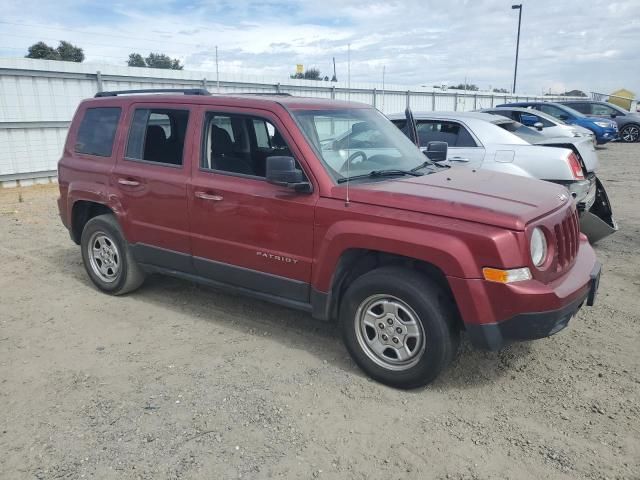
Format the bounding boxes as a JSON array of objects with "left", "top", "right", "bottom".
[
  {"left": 620, "top": 124, "right": 640, "bottom": 143},
  {"left": 340, "top": 266, "right": 459, "bottom": 389}
]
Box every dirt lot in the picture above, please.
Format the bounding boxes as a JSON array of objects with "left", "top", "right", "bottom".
[{"left": 0, "top": 143, "right": 638, "bottom": 480}]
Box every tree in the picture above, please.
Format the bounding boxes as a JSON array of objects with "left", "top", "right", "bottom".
[
  {"left": 145, "top": 52, "right": 183, "bottom": 70},
  {"left": 450, "top": 83, "right": 479, "bottom": 91},
  {"left": 127, "top": 53, "right": 146, "bottom": 67},
  {"left": 564, "top": 89, "right": 587, "bottom": 97},
  {"left": 56, "top": 41, "right": 84, "bottom": 62},
  {"left": 303, "top": 68, "right": 321, "bottom": 80},
  {"left": 26, "top": 41, "right": 59, "bottom": 60},
  {"left": 492, "top": 88, "right": 509, "bottom": 93},
  {"left": 290, "top": 68, "right": 323, "bottom": 80},
  {"left": 127, "top": 52, "right": 184, "bottom": 69},
  {"left": 26, "top": 40, "right": 84, "bottom": 62}
]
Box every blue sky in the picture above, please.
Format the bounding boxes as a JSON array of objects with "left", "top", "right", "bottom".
[{"left": 1, "top": 0, "right": 638, "bottom": 95}]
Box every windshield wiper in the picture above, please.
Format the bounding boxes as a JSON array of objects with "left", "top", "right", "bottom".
[
  {"left": 410, "top": 159, "right": 450, "bottom": 172},
  {"left": 337, "top": 169, "right": 423, "bottom": 184}
]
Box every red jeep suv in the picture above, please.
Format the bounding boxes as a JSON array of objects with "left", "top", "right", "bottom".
[{"left": 57, "top": 89, "right": 601, "bottom": 388}]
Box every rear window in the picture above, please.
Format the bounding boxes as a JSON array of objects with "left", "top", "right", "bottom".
[
  {"left": 75, "top": 107, "right": 121, "bottom": 157},
  {"left": 125, "top": 108, "right": 189, "bottom": 166}
]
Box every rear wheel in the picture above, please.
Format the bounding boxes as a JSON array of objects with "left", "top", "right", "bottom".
[
  {"left": 81, "top": 214, "right": 145, "bottom": 295},
  {"left": 620, "top": 124, "right": 640, "bottom": 143},
  {"left": 340, "top": 266, "right": 459, "bottom": 389}
]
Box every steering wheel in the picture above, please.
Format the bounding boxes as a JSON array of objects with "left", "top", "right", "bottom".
[{"left": 339, "top": 150, "right": 368, "bottom": 173}]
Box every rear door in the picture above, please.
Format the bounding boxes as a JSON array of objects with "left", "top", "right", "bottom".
[
  {"left": 188, "top": 106, "right": 317, "bottom": 303},
  {"left": 415, "top": 119, "right": 485, "bottom": 168},
  {"left": 112, "top": 103, "right": 194, "bottom": 271}
]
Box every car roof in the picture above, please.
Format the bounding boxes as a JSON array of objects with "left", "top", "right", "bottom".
[
  {"left": 387, "top": 111, "right": 511, "bottom": 124},
  {"left": 481, "top": 106, "right": 562, "bottom": 122},
  {"left": 85, "top": 92, "right": 369, "bottom": 111}
]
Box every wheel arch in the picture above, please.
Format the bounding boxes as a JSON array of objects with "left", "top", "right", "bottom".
[
  {"left": 70, "top": 200, "right": 116, "bottom": 244},
  {"left": 312, "top": 247, "right": 463, "bottom": 328}
]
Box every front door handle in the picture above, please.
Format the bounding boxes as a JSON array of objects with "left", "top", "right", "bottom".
[
  {"left": 118, "top": 178, "right": 141, "bottom": 186},
  {"left": 449, "top": 157, "right": 470, "bottom": 162},
  {"left": 195, "top": 191, "right": 223, "bottom": 201}
]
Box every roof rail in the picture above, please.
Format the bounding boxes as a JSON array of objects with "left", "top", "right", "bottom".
[
  {"left": 234, "top": 92, "right": 292, "bottom": 96},
  {"left": 95, "top": 88, "right": 210, "bottom": 98}
]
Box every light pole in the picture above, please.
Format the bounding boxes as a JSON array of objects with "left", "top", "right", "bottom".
[{"left": 512, "top": 4, "right": 522, "bottom": 94}]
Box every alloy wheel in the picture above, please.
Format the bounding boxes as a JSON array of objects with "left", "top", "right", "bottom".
[{"left": 621, "top": 125, "right": 640, "bottom": 142}]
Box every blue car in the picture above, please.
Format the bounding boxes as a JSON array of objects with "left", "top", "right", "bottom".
[{"left": 497, "top": 101, "right": 618, "bottom": 145}]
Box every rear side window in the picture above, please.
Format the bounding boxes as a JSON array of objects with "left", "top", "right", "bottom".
[
  {"left": 591, "top": 103, "right": 618, "bottom": 116},
  {"left": 125, "top": 108, "right": 189, "bottom": 166},
  {"left": 75, "top": 107, "right": 121, "bottom": 157},
  {"left": 566, "top": 103, "right": 590, "bottom": 114}
]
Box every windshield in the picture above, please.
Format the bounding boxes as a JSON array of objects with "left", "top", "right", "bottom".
[{"left": 291, "top": 108, "right": 427, "bottom": 182}]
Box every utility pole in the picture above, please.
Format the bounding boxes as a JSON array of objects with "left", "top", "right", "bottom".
[
  {"left": 215, "top": 45, "right": 220, "bottom": 93},
  {"left": 512, "top": 4, "right": 523, "bottom": 94},
  {"left": 381, "top": 65, "right": 386, "bottom": 112}
]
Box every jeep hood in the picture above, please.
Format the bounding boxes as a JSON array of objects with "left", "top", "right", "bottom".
[{"left": 332, "top": 169, "right": 570, "bottom": 231}]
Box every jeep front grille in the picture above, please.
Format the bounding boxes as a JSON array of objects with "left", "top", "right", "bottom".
[{"left": 554, "top": 209, "right": 580, "bottom": 271}]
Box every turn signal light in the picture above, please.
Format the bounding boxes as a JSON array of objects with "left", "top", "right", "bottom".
[
  {"left": 566, "top": 152, "right": 585, "bottom": 180},
  {"left": 483, "top": 267, "right": 532, "bottom": 283}
]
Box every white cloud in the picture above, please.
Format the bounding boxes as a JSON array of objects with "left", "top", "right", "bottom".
[{"left": 0, "top": 0, "right": 638, "bottom": 95}]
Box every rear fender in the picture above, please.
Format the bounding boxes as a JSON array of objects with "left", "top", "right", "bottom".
[{"left": 67, "top": 182, "right": 128, "bottom": 238}]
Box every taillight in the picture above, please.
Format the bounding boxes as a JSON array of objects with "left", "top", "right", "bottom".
[{"left": 566, "top": 152, "right": 584, "bottom": 180}]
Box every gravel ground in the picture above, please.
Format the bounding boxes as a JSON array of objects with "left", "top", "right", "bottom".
[{"left": 0, "top": 143, "right": 638, "bottom": 480}]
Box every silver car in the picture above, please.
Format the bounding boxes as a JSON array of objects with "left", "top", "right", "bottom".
[
  {"left": 480, "top": 107, "right": 596, "bottom": 144},
  {"left": 387, "top": 111, "right": 616, "bottom": 242}
]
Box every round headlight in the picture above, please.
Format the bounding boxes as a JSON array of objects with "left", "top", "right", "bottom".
[{"left": 530, "top": 227, "right": 547, "bottom": 268}]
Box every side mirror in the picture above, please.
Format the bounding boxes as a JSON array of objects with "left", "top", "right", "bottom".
[
  {"left": 266, "top": 156, "right": 311, "bottom": 193},
  {"left": 610, "top": 113, "right": 618, "bottom": 118},
  {"left": 558, "top": 114, "right": 569, "bottom": 121},
  {"left": 425, "top": 141, "right": 448, "bottom": 162},
  {"left": 533, "top": 121, "right": 544, "bottom": 131},
  {"left": 351, "top": 122, "right": 370, "bottom": 134}
]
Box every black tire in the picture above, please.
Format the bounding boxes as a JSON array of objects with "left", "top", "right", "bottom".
[
  {"left": 339, "top": 266, "right": 459, "bottom": 389},
  {"left": 619, "top": 124, "right": 640, "bottom": 143},
  {"left": 80, "top": 214, "right": 145, "bottom": 295}
]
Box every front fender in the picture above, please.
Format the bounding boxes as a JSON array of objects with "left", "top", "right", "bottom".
[{"left": 311, "top": 220, "right": 481, "bottom": 292}]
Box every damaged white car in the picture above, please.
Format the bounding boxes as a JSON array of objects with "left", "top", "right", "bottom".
[{"left": 387, "top": 111, "right": 617, "bottom": 242}]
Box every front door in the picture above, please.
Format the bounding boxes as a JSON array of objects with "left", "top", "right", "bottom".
[
  {"left": 188, "top": 107, "right": 317, "bottom": 303},
  {"left": 415, "top": 119, "right": 485, "bottom": 169},
  {"left": 112, "top": 104, "right": 193, "bottom": 271}
]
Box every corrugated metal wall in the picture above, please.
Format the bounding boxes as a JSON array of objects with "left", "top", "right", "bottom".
[{"left": 0, "top": 58, "right": 581, "bottom": 183}]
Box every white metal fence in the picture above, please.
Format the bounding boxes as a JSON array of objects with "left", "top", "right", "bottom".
[{"left": 0, "top": 57, "right": 582, "bottom": 184}]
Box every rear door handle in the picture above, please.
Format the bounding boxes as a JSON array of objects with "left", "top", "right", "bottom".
[
  {"left": 195, "top": 191, "right": 223, "bottom": 201},
  {"left": 449, "top": 157, "right": 470, "bottom": 162},
  {"left": 118, "top": 178, "right": 141, "bottom": 186}
]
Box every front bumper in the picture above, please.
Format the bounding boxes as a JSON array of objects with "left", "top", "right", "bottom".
[
  {"left": 596, "top": 129, "right": 618, "bottom": 144},
  {"left": 447, "top": 238, "right": 599, "bottom": 351},
  {"left": 466, "top": 262, "right": 600, "bottom": 350},
  {"left": 578, "top": 177, "right": 618, "bottom": 243},
  {"left": 569, "top": 177, "right": 595, "bottom": 210}
]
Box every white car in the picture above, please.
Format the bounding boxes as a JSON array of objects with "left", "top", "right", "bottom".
[
  {"left": 480, "top": 107, "right": 596, "bottom": 144},
  {"left": 387, "top": 111, "right": 616, "bottom": 242}
]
